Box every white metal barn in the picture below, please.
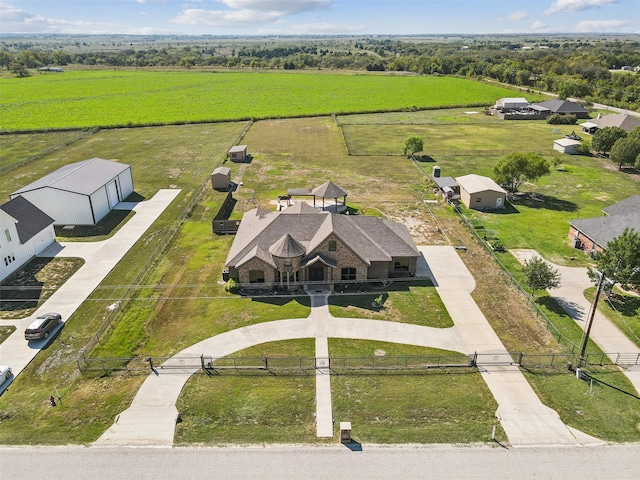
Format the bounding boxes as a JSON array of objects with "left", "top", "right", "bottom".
[
  {"left": 10, "top": 158, "right": 134, "bottom": 225},
  {"left": 0, "top": 196, "right": 56, "bottom": 282}
]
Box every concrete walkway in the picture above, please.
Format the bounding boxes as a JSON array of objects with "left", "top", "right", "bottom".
[
  {"left": 0, "top": 189, "right": 181, "bottom": 379},
  {"left": 510, "top": 249, "right": 640, "bottom": 395},
  {"left": 97, "top": 246, "right": 602, "bottom": 448}
]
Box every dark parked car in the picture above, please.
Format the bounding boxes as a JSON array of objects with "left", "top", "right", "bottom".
[{"left": 24, "top": 313, "right": 62, "bottom": 341}]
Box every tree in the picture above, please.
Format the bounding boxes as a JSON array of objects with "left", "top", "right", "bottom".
[
  {"left": 493, "top": 152, "right": 551, "bottom": 193},
  {"left": 591, "top": 228, "right": 640, "bottom": 291},
  {"left": 609, "top": 137, "right": 640, "bottom": 169},
  {"left": 403, "top": 136, "right": 424, "bottom": 157},
  {"left": 591, "top": 126, "right": 627, "bottom": 154},
  {"left": 521, "top": 256, "right": 561, "bottom": 296},
  {"left": 9, "top": 62, "right": 28, "bottom": 77}
]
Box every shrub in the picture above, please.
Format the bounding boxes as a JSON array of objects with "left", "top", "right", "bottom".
[
  {"left": 546, "top": 114, "right": 576, "bottom": 125},
  {"left": 225, "top": 278, "right": 239, "bottom": 293}
]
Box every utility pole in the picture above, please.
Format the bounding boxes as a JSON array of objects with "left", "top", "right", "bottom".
[{"left": 578, "top": 270, "right": 606, "bottom": 368}]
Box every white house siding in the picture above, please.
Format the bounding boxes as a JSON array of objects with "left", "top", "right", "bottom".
[
  {"left": 0, "top": 216, "right": 55, "bottom": 283},
  {"left": 12, "top": 189, "right": 94, "bottom": 225}
]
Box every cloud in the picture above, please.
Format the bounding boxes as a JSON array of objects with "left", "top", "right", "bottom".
[
  {"left": 0, "top": 2, "right": 138, "bottom": 34},
  {"left": 501, "top": 11, "right": 529, "bottom": 22},
  {"left": 531, "top": 20, "right": 549, "bottom": 30},
  {"left": 544, "top": 0, "right": 618, "bottom": 16},
  {"left": 289, "top": 22, "right": 367, "bottom": 34},
  {"left": 575, "top": 19, "right": 631, "bottom": 31},
  {"left": 172, "top": 0, "right": 333, "bottom": 27}
]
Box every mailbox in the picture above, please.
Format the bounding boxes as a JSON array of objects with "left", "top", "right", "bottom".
[{"left": 340, "top": 422, "right": 352, "bottom": 443}]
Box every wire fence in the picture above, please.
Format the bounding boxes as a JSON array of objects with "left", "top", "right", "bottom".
[{"left": 77, "top": 351, "right": 639, "bottom": 378}]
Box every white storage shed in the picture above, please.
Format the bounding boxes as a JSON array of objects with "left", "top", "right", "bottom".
[
  {"left": 10, "top": 158, "right": 134, "bottom": 225},
  {"left": 553, "top": 138, "right": 581, "bottom": 155}
]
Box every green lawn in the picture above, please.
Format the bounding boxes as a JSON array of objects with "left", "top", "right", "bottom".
[
  {"left": 585, "top": 288, "right": 640, "bottom": 349},
  {"left": 328, "top": 280, "right": 453, "bottom": 328}
]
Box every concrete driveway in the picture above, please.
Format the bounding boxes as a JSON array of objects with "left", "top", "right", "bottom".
[
  {"left": 96, "top": 246, "right": 602, "bottom": 448},
  {"left": 0, "top": 189, "right": 181, "bottom": 381},
  {"left": 510, "top": 249, "right": 640, "bottom": 395}
]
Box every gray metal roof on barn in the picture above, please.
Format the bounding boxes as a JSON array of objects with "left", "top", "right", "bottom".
[
  {"left": 0, "top": 196, "right": 54, "bottom": 244},
  {"left": 12, "top": 158, "right": 131, "bottom": 197}
]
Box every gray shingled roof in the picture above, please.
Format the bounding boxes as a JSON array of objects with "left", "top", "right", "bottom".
[
  {"left": 0, "top": 196, "right": 54, "bottom": 244},
  {"left": 569, "top": 213, "right": 640, "bottom": 249},
  {"left": 281, "top": 202, "right": 320, "bottom": 214},
  {"left": 269, "top": 234, "right": 306, "bottom": 258},
  {"left": 311, "top": 181, "right": 348, "bottom": 198},
  {"left": 533, "top": 100, "right": 589, "bottom": 115},
  {"left": 602, "top": 195, "right": 640, "bottom": 216},
  {"left": 226, "top": 209, "right": 419, "bottom": 269},
  {"left": 11, "top": 158, "right": 131, "bottom": 197},
  {"left": 590, "top": 114, "right": 640, "bottom": 133}
]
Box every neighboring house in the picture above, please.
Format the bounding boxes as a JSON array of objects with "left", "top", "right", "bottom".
[
  {"left": 553, "top": 138, "right": 581, "bottom": 155},
  {"left": 494, "top": 97, "right": 529, "bottom": 112},
  {"left": 455, "top": 174, "right": 507, "bottom": 210},
  {"left": 580, "top": 113, "right": 640, "bottom": 134},
  {"left": 0, "top": 196, "right": 55, "bottom": 282},
  {"left": 225, "top": 207, "right": 420, "bottom": 290},
  {"left": 210, "top": 166, "right": 231, "bottom": 190},
  {"left": 10, "top": 158, "right": 134, "bottom": 226},
  {"left": 568, "top": 195, "right": 640, "bottom": 253},
  {"left": 530, "top": 100, "right": 590, "bottom": 119},
  {"left": 228, "top": 145, "right": 248, "bottom": 162}
]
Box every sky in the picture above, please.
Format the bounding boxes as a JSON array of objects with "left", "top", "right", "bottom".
[{"left": 1, "top": 0, "right": 638, "bottom": 36}]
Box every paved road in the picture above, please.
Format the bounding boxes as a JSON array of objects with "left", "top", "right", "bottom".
[
  {"left": 0, "top": 189, "right": 181, "bottom": 381},
  {"left": 1, "top": 444, "right": 639, "bottom": 480}
]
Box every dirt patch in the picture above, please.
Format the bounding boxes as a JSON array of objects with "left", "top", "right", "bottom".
[{"left": 0, "top": 257, "right": 84, "bottom": 319}]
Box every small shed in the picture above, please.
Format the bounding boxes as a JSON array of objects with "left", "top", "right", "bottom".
[
  {"left": 10, "top": 158, "right": 134, "bottom": 225},
  {"left": 455, "top": 174, "right": 507, "bottom": 211},
  {"left": 211, "top": 166, "right": 231, "bottom": 190},
  {"left": 553, "top": 138, "right": 581, "bottom": 155},
  {"left": 228, "top": 145, "right": 248, "bottom": 162}
]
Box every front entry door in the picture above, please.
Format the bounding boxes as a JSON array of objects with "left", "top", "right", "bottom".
[{"left": 309, "top": 266, "right": 324, "bottom": 282}]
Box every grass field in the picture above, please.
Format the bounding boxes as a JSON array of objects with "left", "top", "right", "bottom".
[
  {"left": 1, "top": 70, "right": 526, "bottom": 131},
  {"left": 340, "top": 109, "right": 640, "bottom": 266}
]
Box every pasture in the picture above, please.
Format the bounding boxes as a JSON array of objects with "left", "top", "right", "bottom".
[{"left": 0, "top": 70, "right": 527, "bottom": 131}]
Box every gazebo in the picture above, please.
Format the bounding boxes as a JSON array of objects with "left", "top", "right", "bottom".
[{"left": 287, "top": 181, "right": 348, "bottom": 213}]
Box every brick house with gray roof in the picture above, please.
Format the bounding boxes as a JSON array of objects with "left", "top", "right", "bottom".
[
  {"left": 225, "top": 207, "right": 420, "bottom": 290},
  {"left": 568, "top": 195, "right": 640, "bottom": 253}
]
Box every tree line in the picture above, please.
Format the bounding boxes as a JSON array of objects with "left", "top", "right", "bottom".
[{"left": 1, "top": 36, "right": 639, "bottom": 110}]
